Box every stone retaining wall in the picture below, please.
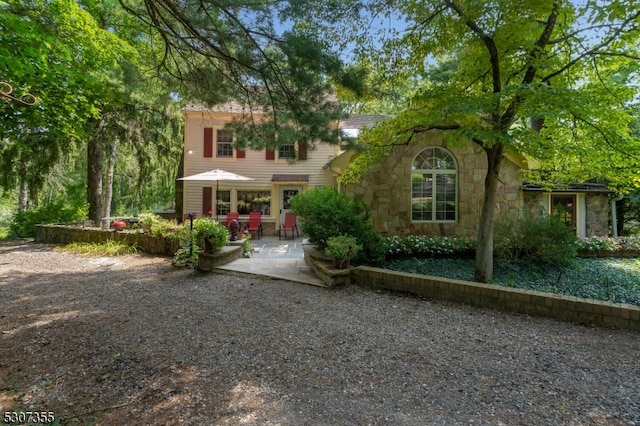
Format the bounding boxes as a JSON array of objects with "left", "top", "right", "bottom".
[
  {"left": 35, "top": 224, "right": 179, "bottom": 255},
  {"left": 197, "top": 245, "right": 243, "bottom": 271},
  {"left": 302, "top": 245, "right": 351, "bottom": 287}
]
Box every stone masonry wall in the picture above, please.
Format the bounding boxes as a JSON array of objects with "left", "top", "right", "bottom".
[
  {"left": 523, "top": 191, "right": 611, "bottom": 237},
  {"left": 586, "top": 193, "right": 610, "bottom": 237},
  {"left": 344, "top": 133, "right": 524, "bottom": 238}
]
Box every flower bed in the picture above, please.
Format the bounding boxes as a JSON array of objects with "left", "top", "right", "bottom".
[
  {"left": 383, "top": 235, "right": 640, "bottom": 259},
  {"left": 576, "top": 236, "right": 640, "bottom": 257}
]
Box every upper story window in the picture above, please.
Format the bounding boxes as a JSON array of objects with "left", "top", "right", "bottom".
[
  {"left": 217, "top": 129, "right": 234, "bottom": 158},
  {"left": 278, "top": 144, "right": 296, "bottom": 160},
  {"left": 411, "top": 147, "right": 457, "bottom": 222}
]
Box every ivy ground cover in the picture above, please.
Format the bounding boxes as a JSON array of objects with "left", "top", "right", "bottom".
[{"left": 382, "top": 257, "right": 640, "bottom": 306}]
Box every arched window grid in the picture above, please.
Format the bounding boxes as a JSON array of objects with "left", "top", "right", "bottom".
[{"left": 411, "top": 147, "right": 458, "bottom": 222}]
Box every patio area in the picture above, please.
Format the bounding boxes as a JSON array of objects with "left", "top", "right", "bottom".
[{"left": 216, "top": 236, "right": 326, "bottom": 287}]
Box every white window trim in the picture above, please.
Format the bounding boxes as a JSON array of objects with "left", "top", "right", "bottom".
[
  {"left": 411, "top": 147, "right": 458, "bottom": 223},
  {"left": 276, "top": 142, "right": 298, "bottom": 162},
  {"left": 216, "top": 129, "right": 236, "bottom": 159}
]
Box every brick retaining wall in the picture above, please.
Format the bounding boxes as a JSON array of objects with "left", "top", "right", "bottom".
[{"left": 351, "top": 266, "right": 639, "bottom": 331}]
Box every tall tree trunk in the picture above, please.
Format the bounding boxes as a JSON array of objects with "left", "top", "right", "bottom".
[
  {"left": 18, "top": 180, "right": 28, "bottom": 212},
  {"left": 474, "top": 143, "right": 505, "bottom": 283},
  {"left": 87, "top": 123, "right": 103, "bottom": 225},
  {"left": 103, "top": 138, "right": 117, "bottom": 220}
]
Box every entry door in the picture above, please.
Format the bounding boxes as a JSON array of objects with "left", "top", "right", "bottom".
[
  {"left": 551, "top": 194, "right": 577, "bottom": 232},
  {"left": 280, "top": 186, "right": 301, "bottom": 226}
]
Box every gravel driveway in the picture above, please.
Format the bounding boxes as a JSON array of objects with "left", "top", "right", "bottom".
[{"left": 1, "top": 241, "right": 638, "bottom": 425}]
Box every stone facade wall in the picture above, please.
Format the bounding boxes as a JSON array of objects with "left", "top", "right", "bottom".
[
  {"left": 523, "top": 191, "right": 611, "bottom": 237},
  {"left": 586, "top": 193, "right": 610, "bottom": 237},
  {"left": 344, "top": 133, "right": 524, "bottom": 238}
]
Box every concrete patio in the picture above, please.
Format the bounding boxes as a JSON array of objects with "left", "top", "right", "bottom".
[{"left": 215, "top": 236, "right": 326, "bottom": 287}]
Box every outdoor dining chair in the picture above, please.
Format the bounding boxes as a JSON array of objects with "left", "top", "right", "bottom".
[
  {"left": 279, "top": 212, "right": 300, "bottom": 240},
  {"left": 224, "top": 212, "right": 240, "bottom": 228},
  {"left": 245, "top": 211, "right": 263, "bottom": 240}
]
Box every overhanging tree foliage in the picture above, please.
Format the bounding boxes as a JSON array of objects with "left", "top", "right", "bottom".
[
  {"left": 0, "top": 0, "right": 135, "bottom": 219},
  {"left": 289, "top": 0, "right": 640, "bottom": 282},
  {"left": 1, "top": 0, "right": 184, "bottom": 226},
  {"left": 77, "top": 0, "right": 185, "bottom": 224},
  {"left": 117, "top": 0, "right": 367, "bottom": 151}
]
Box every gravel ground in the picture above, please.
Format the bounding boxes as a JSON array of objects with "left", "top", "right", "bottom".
[{"left": 0, "top": 240, "right": 638, "bottom": 425}]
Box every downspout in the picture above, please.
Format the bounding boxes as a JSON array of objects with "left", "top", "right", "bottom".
[
  {"left": 611, "top": 194, "right": 624, "bottom": 237},
  {"left": 323, "top": 155, "right": 342, "bottom": 192}
]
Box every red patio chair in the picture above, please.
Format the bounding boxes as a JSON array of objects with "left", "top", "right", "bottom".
[
  {"left": 245, "top": 211, "right": 263, "bottom": 239},
  {"left": 279, "top": 212, "right": 299, "bottom": 240},
  {"left": 225, "top": 212, "right": 240, "bottom": 228}
]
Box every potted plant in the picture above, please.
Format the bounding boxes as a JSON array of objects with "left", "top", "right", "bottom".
[
  {"left": 138, "top": 212, "right": 161, "bottom": 233},
  {"left": 112, "top": 219, "right": 127, "bottom": 231},
  {"left": 325, "top": 235, "right": 362, "bottom": 269},
  {"left": 193, "top": 218, "right": 229, "bottom": 252}
]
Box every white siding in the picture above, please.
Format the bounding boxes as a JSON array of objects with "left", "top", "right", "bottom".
[{"left": 182, "top": 109, "right": 340, "bottom": 221}]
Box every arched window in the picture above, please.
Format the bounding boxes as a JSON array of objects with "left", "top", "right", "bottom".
[{"left": 411, "top": 147, "right": 457, "bottom": 222}]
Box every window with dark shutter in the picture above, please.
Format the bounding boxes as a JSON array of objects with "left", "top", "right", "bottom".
[{"left": 216, "top": 129, "right": 234, "bottom": 158}]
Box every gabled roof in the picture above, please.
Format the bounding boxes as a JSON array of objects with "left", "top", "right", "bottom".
[
  {"left": 183, "top": 101, "right": 251, "bottom": 114},
  {"left": 339, "top": 114, "right": 390, "bottom": 130},
  {"left": 339, "top": 114, "right": 391, "bottom": 140}
]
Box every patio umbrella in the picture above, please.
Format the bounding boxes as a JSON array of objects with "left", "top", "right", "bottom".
[{"left": 178, "top": 169, "right": 255, "bottom": 221}]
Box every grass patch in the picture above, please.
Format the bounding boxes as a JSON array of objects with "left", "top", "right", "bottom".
[
  {"left": 381, "top": 257, "right": 640, "bottom": 306},
  {"left": 56, "top": 240, "right": 138, "bottom": 257}
]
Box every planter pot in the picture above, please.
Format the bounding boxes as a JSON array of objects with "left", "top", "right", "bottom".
[{"left": 112, "top": 220, "right": 127, "bottom": 232}]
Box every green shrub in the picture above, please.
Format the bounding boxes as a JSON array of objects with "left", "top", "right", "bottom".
[
  {"left": 289, "top": 186, "right": 385, "bottom": 265},
  {"left": 149, "top": 219, "right": 180, "bottom": 238},
  {"left": 9, "top": 199, "right": 87, "bottom": 238},
  {"left": 325, "top": 235, "right": 362, "bottom": 262},
  {"left": 193, "top": 217, "right": 228, "bottom": 252},
  {"left": 138, "top": 212, "right": 163, "bottom": 228},
  {"left": 384, "top": 235, "right": 476, "bottom": 258},
  {"left": 494, "top": 209, "right": 578, "bottom": 268},
  {"left": 172, "top": 245, "right": 202, "bottom": 268}
]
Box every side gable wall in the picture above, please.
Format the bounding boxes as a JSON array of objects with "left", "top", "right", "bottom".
[{"left": 343, "top": 133, "right": 524, "bottom": 238}]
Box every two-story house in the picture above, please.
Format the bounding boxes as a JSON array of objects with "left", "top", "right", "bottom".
[
  {"left": 183, "top": 103, "right": 614, "bottom": 239},
  {"left": 181, "top": 102, "right": 342, "bottom": 236}
]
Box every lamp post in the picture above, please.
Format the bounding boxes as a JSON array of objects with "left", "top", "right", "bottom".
[{"left": 1, "top": 82, "right": 37, "bottom": 106}]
